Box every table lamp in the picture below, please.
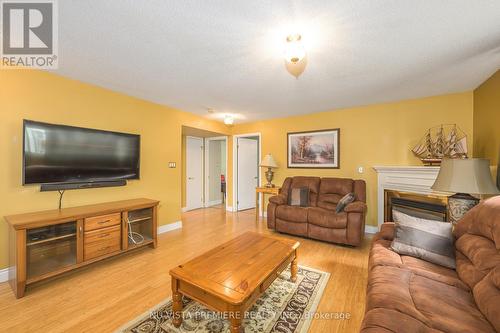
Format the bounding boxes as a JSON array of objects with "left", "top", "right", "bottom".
[
  {"left": 260, "top": 154, "right": 278, "bottom": 187},
  {"left": 431, "top": 158, "right": 499, "bottom": 224}
]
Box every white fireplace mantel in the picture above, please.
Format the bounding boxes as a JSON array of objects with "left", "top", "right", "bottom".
[{"left": 373, "top": 166, "right": 447, "bottom": 227}]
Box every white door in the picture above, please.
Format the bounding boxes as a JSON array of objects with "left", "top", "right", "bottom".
[
  {"left": 186, "top": 136, "right": 203, "bottom": 210},
  {"left": 207, "top": 140, "right": 223, "bottom": 206},
  {"left": 237, "top": 137, "right": 259, "bottom": 211}
]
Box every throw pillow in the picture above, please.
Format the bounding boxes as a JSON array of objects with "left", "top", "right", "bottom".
[
  {"left": 391, "top": 210, "right": 455, "bottom": 269},
  {"left": 288, "top": 187, "right": 309, "bottom": 207},
  {"left": 336, "top": 192, "right": 355, "bottom": 213}
]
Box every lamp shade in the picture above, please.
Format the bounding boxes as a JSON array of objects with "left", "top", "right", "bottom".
[
  {"left": 431, "top": 158, "right": 499, "bottom": 194},
  {"left": 260, "top": 154, "right": 278, "bottom": 168}
]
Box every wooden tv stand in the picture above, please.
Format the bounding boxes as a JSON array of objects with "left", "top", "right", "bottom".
[{"left": 4, "top": 198, "right": 159, "bottom": 298}]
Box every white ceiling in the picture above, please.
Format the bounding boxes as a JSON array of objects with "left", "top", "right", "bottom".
[{"left": 54, "top": 1, "right": 500, "bottom": 123}]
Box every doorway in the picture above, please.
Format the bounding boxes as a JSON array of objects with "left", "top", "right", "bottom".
[
  {"left": 233, "top": 133, "right": 261, "bottom": 211},
  {"left": 205, "top": 137, "right": 227, "bottom": 208},
  {"left": 185, "top": 136, "right": 204, "bottom": 211},
  {"left": 182, "top": 126, "right": 228, "bottom": 212}
]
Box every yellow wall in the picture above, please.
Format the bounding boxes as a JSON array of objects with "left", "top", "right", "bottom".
[
  {"left": 227, "top": 92, "right": 474, "bottom": 227},
  {"left": 0, "top": 70, "right": 229, "bottom": 270},
  {"left": 0, "top": 68, "right": 484, "bottom": 271},
  {"left": 473, "top": 70, "right": 500, "bottom": 179}
]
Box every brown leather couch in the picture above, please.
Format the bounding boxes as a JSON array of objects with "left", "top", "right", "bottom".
[
  {"left": 361, "top": 196, "right": 500, "bottom": 333},
  {"left": 267, "top": 176, "right": 367, "bottom": 246}
]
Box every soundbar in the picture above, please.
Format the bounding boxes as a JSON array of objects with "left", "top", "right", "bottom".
[{"left": 40, "top": 180, "right": 127, "bottom": 192}]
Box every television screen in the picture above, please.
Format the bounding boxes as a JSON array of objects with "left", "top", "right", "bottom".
[{"left": 23, "top": 120, "right": 140, "bottom": 185}]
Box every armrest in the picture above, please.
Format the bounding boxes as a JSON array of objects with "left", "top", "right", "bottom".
[
  {"left": 379, "top": 222, "right": 396, "bottom": 241},
  {"left": 269, "top": 194, "right": 287, "bottom": 205},
  {"left": 344, "top": 201, "right": 367, "bottom": 213}
]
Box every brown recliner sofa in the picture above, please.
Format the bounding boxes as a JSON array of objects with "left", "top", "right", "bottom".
[
  {"left": 360, "top": 196, "right": 500, "bottom": 333},
  {"left": 267, "top": 176, "right": 367, "bottom": 246}
]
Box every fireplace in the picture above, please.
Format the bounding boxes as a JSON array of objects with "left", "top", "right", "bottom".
[
  {"left": 385, "top": 190, "right": 448, "bottom": 222},
  {"left": 373, "top": 166, "right": 451, "bottom": 228}
]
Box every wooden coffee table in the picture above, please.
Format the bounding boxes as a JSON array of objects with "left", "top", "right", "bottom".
[{"left": 170, "top": 231, "right": 300, "bottom": 333}]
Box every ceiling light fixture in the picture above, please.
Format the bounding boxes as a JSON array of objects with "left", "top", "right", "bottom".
[
  {"left": 224, "top": 115, "right": 234, "bottom": 125},
  {"left": 285, "top": 34, "right": 305, "bottom": 63},
  {"left": 284, "top": 34, "right": 307, "bottom": 78}
]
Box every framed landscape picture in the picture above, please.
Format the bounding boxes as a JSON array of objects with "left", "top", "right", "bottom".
[{"left": 287, "top": 129, "right": 340, "bottom": 168}]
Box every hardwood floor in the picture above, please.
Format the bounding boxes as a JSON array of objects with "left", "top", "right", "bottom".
[{"left": 0, "top": 207, "right": 371, "bottom": 332}]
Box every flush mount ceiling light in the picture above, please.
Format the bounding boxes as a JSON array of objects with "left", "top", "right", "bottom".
[
  {"left": 224, "top": 115, "right": 234, "bottom": 125},
  {"left": 206, "top": 108, "right": 237, "bottom": 125},
  {"left": 284, "top": 34, "right": 307, "bottom": 78}
]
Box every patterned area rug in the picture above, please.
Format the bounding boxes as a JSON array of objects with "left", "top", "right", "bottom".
[{"left": 117, "top": 265, "right": 329, "bottom": 333}]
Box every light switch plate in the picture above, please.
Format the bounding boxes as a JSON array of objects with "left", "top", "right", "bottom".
[{"left": 168, "top": 162, "right": 176, "bottom": 168}]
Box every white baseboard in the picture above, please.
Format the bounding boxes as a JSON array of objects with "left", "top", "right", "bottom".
[
  {"left": 365, "top": 225, "right": 379, "bottom": 234},
  {"left": 0, "top": 267, "right": 8, "bottom": 283},
  {"left": 181, "top": 207, "right": 188, "bottom": 213},
  {"left": 225, "top": 205, "right": 234, "bottom": 212},
  {"left": 158, "top": 221, "right": 182, "bottom": 234}
]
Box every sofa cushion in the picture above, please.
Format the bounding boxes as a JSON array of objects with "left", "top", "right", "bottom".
[
  {"left": 370, "top": 238, "right": 469, "bottom": 291},
  {"left": 335, "top": 192, "right": 355, "bottom": 213},
  {"left": 453, "top": 197, "right": 500, "bottom": 301},
  {"left": 391, "top": 210, "right": 455, "bottom": 269},
  {"left": 474, "top": 265, "right": 500, "bottom": 332},
  {"left": 317, "top": 195, "right": 342, "bottom": 210},
  {"left": 275, "top": 205, "right": 308, "bottom": 223},
  {"left": 288, "top": 187, "right": 309, "bottom": 207},
  {"left": 308, "top": 207, "right": 347, "bottom": 228},
  {"left": 454, "top": 197, "right": 500, "bottom": 249},
  {"left": 317, "top": 178, "right": 353, "bottom": 210},
  {"left": 308, "top": 223, "right": 347, "bottom": 244},
  {"left": 353, "top": 179, "right": 367, "bottom": 202},
  {"left": 361, "top": 308, "right": 441, "bottom": 332},
  {"left": 365, "top": 265, "right": 496, "bottom": 333},
  {"left": 289, "top": 177, "right": 321, "bottom": 207},
  {"left": 275, "top": 218, "right": 308, "bottom": 237},
  {"left": 455, "top": 233, "right": 500, "bottom": 290}
]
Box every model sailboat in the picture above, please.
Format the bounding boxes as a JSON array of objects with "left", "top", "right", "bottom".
[{"left": 412, "top": 124, "right": 468, "bottom": 165}]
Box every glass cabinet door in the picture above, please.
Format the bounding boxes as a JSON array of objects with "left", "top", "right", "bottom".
[
  {"left": 26, "top": 221, "right": 77, "bottom": 279},
  {"left": 127, "top": 208, "right": 153, "bottom": 247}
]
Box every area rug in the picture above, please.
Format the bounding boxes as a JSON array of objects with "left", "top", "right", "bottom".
[{"left": 117, "top": 265, "right": 330, "bottom": 333}]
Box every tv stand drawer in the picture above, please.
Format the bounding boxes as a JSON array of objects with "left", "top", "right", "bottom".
[
  {"left": 85, "top": 213, "right": 121, "bottom": 231},
  {"left": 84, "top": 225, "right": 120, "bottom": 245},
  {"left": 84, "top": 236, "right": 121, "bottom": 261}
]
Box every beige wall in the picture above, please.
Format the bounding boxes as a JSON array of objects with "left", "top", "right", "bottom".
[
  {"left": 0, "top": 70, "right": 229, "bottom": 270},
  {"left": 227, "top": 92, "right": 475, "bottom": 227},
  {"left": 473, "top": 70, "right": 500, "bottom": 180}
]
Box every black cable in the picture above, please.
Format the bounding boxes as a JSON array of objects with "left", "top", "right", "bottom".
[{"left": 58, "top": 190, "right": 65, "bottom": 210}]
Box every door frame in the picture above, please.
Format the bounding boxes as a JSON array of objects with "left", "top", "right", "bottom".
[
  {"left": 204, "top": 136, "right": 228, "bottom": 208},
  {"left": 185, "top": 135, "right": 204, "bottom": 211},
  {"left": 232, "top": 132, "right": 262, "bottom": 211}
]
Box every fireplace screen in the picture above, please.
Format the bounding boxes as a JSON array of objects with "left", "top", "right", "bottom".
[{"left": 385, "top": 190, "right": 448, "bottom": 222}]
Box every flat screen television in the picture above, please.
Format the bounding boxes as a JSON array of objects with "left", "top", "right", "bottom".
[{"left": 23, "top": 120, "right": 140, "bottom": 187}]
